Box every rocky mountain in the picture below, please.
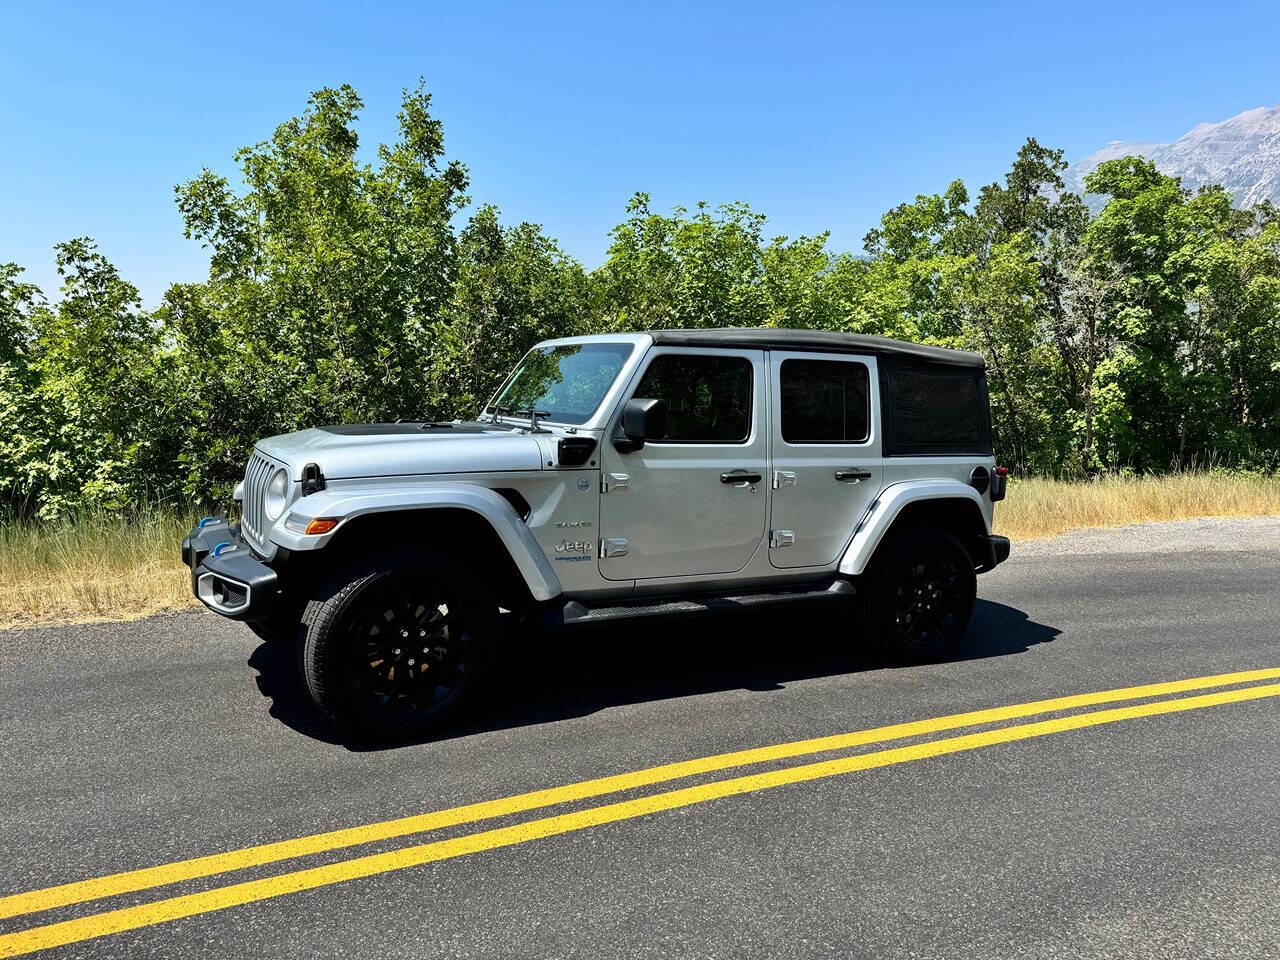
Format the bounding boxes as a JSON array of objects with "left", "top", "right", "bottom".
[{"left": 1065, "top": 105, "right": 1280, "bottom": 208}]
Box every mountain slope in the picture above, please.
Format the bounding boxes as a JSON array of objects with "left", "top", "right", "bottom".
[{"left": 1066, "top": 105, "right": 1280, "bottom": 207}]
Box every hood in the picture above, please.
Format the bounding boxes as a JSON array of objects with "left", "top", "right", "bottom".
[{"left": 256, "top": 422, "right": 546, "bottom": 480}]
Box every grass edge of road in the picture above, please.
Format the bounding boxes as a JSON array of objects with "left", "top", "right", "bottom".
[{"left": 2, "top": 473, "right": 1279, "bottom": 630}]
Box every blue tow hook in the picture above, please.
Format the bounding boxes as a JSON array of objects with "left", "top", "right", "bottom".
[
  {"left": 212, "top": 542, "right": 232, "bottom": 557},
  {"left": 198, "top": 516, "right": 220, "bottom": 529}
]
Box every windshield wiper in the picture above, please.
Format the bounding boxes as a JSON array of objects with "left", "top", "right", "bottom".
[{"left": 494, "top": 405, "right": 551, "bottom": 433}]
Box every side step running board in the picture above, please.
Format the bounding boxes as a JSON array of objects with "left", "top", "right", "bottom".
[{"left": 541, "top": 579, "right": 855, "bottom": 629}]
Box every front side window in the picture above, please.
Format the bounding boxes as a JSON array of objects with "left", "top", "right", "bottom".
[
  {"left": 780, "top": 358, "right": 870, "bottom": 443},
  {"left": 633, "top": 353, "right": 753, "bottom": 443},
  {"left": 489, "top": 342, "right": 635, "bottom": 425}
]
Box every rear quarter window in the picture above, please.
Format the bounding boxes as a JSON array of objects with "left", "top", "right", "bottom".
[{"left": 884, "top": 365, "right": 991, "bottom": 455}]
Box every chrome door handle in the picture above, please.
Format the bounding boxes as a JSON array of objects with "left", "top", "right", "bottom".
[
  {"left": 834, "top": 469, "right": 872, "bottom": 483},
  {"left": 720, "top": 470, "right": 762, "bottom": 486}
]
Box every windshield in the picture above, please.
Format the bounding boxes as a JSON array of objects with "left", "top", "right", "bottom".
[{"left": 487, "top": 342, "right": 635, "bottom": 425}]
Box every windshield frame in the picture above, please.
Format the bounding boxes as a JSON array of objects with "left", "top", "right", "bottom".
[{"left": 481, "top": 337, "right": 646, "bottom": 430}]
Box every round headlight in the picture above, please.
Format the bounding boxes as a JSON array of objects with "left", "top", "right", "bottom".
[{"left": 264, "top": 468, "right": 289, "bottom": 521}]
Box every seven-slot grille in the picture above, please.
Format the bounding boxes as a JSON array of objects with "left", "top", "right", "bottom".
[{"left": 240, "top": 451, "right": 280, "bottom": 552}]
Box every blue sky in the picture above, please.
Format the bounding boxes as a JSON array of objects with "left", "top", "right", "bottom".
[{"left": 3, "top": 0, "right": 1278, "bottom": 306}]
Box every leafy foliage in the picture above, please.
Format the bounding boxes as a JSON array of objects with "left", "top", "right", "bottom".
[{"left": 2, "top": 86, "right": 1278, "bottom": 519}]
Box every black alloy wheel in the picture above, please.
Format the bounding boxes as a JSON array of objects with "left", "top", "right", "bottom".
[
  {"left": 867, "top": 529, "right": 976, "bottom": 661},
  {"left": 344, "top": 572, "right": 482, "bottom": 719},
  {"left": 300, "top": 558, "right": 495, "bottom": 738}
]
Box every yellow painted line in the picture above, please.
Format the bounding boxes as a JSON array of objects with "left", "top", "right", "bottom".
[
  {"left": 3, "top": 666, "right": 1279, "bottom": 924},
  {"left": 2, "top": 680, "right": 1277, "bottom": 958}
]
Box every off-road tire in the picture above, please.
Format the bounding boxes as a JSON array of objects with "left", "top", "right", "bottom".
[
  {"left": 864, "top": 528, "right": 976, "bottom": 662},
  {"left": 299, "top": 554, "right": 495, "bottom": 739}
]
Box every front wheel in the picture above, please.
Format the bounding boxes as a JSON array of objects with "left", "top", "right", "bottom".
[
  {"left": 864, "top": 529, "right": 976, "bottom": 661},
  {"left": 299, "top": 556, "right": 495, "bottom": 739}
]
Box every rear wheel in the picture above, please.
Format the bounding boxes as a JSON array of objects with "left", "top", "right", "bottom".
[
  {"left": 865, "top": 529, "right": 976, "bottom": 661},
  {"left": 300, "top": 556, "right": 495, "bottom": 738}
]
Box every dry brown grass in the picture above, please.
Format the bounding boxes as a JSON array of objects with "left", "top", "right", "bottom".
[
  {"left": 1, "top": 473, "right": 1277, "bottom": 629},
  {"left": 994, "top": 473, "right": 1280, "bottom": 541},
  {"left": 0, "top": 510, "right": 198, "bottom": 630}
]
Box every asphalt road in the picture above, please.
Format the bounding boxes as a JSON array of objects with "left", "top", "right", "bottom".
[{"left": 2, "top": 518, "right": 1279, "bottom": 959}]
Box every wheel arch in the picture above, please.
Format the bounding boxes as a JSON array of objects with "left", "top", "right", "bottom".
[
  {"left": 838, "top": 481, "right": 992, "bottom": 577},
  {"left": 271, "top": 483, "right": 562, "bottom": 607}
]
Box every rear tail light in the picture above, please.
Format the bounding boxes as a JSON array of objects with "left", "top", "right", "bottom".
[{"left": 990, "top": 466, "right": 1008, "bottom": 502}]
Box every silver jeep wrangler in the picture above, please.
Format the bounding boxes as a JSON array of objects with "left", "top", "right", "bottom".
[{"left": 183, "top": 329, "right": 1009, "bottom": 736}]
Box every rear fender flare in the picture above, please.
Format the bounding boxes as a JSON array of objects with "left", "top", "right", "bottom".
[{"left": 838, "top": 480, "right": 991, "bottom": 577}]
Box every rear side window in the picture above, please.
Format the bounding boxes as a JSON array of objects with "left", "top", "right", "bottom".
[
  {"left": 885, "top": 365, "right": 989, "bottom": 455},
  {"left": 633, "top": 353, "right": 753, "bottom": 443},
  {"left": 780, "top": 358, "right": 870, "bottom": 443}
]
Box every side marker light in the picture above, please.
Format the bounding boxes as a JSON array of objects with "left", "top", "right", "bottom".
[{"left": 304, "top": 518, "right": 340, "bottom": 536}]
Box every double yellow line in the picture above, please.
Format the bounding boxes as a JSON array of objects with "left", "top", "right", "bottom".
[{"left": 3, "top": 667, "right": 1280, "bottom": 957}]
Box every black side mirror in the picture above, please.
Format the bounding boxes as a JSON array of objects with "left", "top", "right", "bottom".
[{"left": 615, "top": 398, "right": 667, "bottom": 452}]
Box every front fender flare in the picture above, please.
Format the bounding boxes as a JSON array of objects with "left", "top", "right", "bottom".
[
  {"left": 269, "top": 483, "right": 562, "bottom": 602},
  {"left": 838, "top": 480, "right": 991, "bottom": 577}
]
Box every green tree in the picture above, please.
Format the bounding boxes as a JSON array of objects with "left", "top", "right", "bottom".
[
  {"left": 0, "top": 264, "right": 45, "bottom": 513},
  {"left": 595, "top": 195, "right": 772, "bottom": 329},
  {"left": 426, "top": 205, "right": 592, "bottom": 418},
  {"left": 1080, "top": 158, "right": 1280, "bottom": 469},
  {"left": 175, "top": 83, "right": 468, "bottom": 415},
  {"left": 24, "top": 240, "right": 169, "bottom": 516}
]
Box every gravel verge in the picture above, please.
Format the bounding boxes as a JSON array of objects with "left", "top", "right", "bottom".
[{"left": 1013, "top": 515, "right": 1280, "bottom": 557}]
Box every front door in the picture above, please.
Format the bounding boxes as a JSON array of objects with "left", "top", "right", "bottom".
[
  {"left": 598, "top": 347, "right": 769, "bottom": 581},
  {"left": 767, "top": 352, "right": 883, "bottom": 569}
]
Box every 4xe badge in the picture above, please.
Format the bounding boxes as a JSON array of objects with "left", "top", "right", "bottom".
[{"left": 576, "top": 476, "right": 591, "bottom": 492}]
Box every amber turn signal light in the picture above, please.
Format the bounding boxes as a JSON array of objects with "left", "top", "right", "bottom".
[{"left": 304, "top": 517, "right": 340, "bottom": 535}]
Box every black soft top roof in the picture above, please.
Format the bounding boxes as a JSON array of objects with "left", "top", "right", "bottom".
[{"left": 647, "top": 328, "right": 985, "bottom": 369}]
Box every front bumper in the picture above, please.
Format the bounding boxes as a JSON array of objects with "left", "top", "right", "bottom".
[
  {"left": 976, "top": 534, "right": 1011, "bottom": 573},
  {"left": 182, "top": 517, "right": 279, "bottom": 620}
]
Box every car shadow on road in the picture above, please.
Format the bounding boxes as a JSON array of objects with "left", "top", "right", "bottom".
[{"left": 248, "top": 598, "right": 1061, "bottom": 750}]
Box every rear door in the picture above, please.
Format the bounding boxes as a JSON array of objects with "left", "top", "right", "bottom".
[
  {"left": 767, "top": 352, "right": 883, "bottom": 569},
  {"left": 598, "top": 347, "right": 768, "bottom": 581}
]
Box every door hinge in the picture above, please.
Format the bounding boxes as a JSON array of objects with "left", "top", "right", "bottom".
[
  {"left": 602, "top": 473, "right": 630, "bottom": 493},
  {"left": 770, "top": 529, "right": 796, "bottom": 548},
  {"left": 600, "top": 537, "right": 630, "bottom": 558},
  {"left": 772, "top": 470, "right": 797, "bottom": 489}
]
